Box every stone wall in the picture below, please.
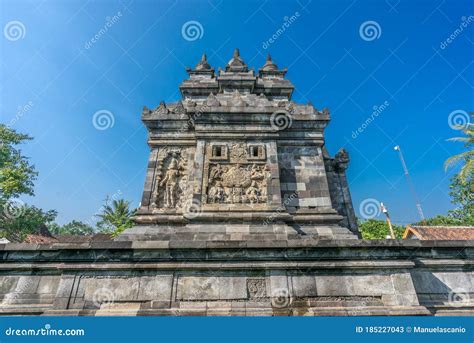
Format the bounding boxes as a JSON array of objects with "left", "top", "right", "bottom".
[
  {"left": 278, "top": 145, "right": 332, "bottom": 211},
  {"left": 0, "top": 240, "right": 472, "bottom": 316}
]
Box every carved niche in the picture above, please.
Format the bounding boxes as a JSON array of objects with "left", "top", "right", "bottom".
[
  {"left": 150, "top": 148, "right": 189, "bottom": 211},
  {"left": 203, "top": 143, "right": 271, "bottom": 205}
]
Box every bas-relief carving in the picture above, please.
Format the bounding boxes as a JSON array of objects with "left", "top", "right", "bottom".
[
  {"left": 334, "top": 148, "right": 350, "bottom": 172},
  {"left": 247, "top": 279, "right": 266, "bottom": 298},
  {"left": 150, "top": 148, "right": 190, "bottom": 211},
  {"left": 229, "top": 143, "right": 247, "bottom": 162},
  {"left": 204, "top": 143, "right": 271, "bottom": 205},
  {"left": 207, "top": 163, "right": 270, "bottom": 204}
]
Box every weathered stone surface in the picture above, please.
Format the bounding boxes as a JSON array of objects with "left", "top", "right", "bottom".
[
  {"left": 0, "top": 240, "right": 470, "bottom": 315},
  {"left": 37, "top": 276, "right": 60, "bottom": 294},
  {"left": 292, "top": 276, "right": 317, "bottom": 297},
  {"left": 122, "top": 50, "right": 359, "bottom": 240},
  {"left": 177, "top": 276, "right": 247, "bottom": 300},
  {"left": 83, "top": 278, "right": 140, "bottom": 303},
  {"left": 137, "top": 275, "right": 173, "bottom": 301}
]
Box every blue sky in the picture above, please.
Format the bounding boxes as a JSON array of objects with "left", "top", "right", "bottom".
[{"left": 1, "top": 0, "right": 473, "bottom": 226}]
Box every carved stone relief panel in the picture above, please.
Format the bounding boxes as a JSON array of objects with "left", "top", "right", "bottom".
[
  {"left": 247, "top": 279, "right": 266, "bottom": 298},
  {"left": 150, "top": 147, "right": 190, "bottom": 211},
  {"left": 203, "top": 142, "right": 272, "bottom": 205},
  {"left": 229, "top": 143, "right": 248, "bottom": 163}
]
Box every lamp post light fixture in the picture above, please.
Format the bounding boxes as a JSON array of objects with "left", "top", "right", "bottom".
[
  {"left": 394, "top": 145, "right": 425, "bottom": 222},
  {"left": 380, "top": 202, "right": 396, "bottom": 239}
]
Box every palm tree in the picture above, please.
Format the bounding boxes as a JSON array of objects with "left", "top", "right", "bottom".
[
  {"left": 96, "top": 198, "right": 136, "bottom": 236},
  {"left": 445, "top": 116, "right": 473, "bottom": 184}
]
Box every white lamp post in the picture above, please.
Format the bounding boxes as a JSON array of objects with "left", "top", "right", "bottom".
[{"left": 394, "top": 145, "right": 425, "bottom": 222}]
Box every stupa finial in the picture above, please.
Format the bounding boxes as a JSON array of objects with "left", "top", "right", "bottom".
[{"left": 195, "top": 53, "right": 212, "bottom": 71}]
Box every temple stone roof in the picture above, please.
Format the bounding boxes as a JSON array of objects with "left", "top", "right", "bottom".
[
  {"left": 142, "top": 49, "right": 333, "bottom": 132},
  {"left": 180, "top": 49, "right": 293, "bottom": 100},
  {"left": 142, "top": 91, "right": 326, "bottom": 119}
]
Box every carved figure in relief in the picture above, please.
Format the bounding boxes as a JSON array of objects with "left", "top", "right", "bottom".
[
  {"left": 230, "top": 143, "right": 247, "bottom": 162},
  {"left": 208, "top": 181, "right": 225, "bottom": 203},
  {"left": 250, "top": 163, "right": 264, "bottom": 180},
  {"left": 232, "top": 186, "right": 243, "bottom": 203},
  {"left": 160, "top": 152, "right": 180, "bottom": 208},
  {"left": 208, "top": 184, "right": 218, "bottom": 203},
  {"left": 209, "top": 163, "right": 224, "bottom": 183},
  {"left": 151, "top": 149, "right": 187, "bottom": 209},
  {"left": 223, "top": 187, "right": 232, "bottom": 203},
  {"left": 246, "top": 181, "right": 260, "bottom": 204}
]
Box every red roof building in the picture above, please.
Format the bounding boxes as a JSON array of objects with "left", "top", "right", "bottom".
[{"left": 403, "top": 225, "right": 474, "bottom": 240}]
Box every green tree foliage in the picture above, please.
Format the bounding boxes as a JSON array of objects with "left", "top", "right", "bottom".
[
  {"left": 412, "top": 174, "right": 473, "bottom": 226},
  {"left": 448, "top": 173, "right": 474, "bottom": 224},
  {"left": 412, "top": 215, "right": 464, "bottom": 226},
  {"left": 46, "top": 222, "right": 61, "bottom": 235},
  {"left": 48, "top": 220, "right": 95, "bottom": 236},
  {"left": 416, "top": 118, "right": 473, "bottom": 226},
  {"left": 0, "top": 124, "right": 37, "bottom": 202},
  {"left": 96, "top": 198, "right": 135, "bottom": 236},
  {"left": 444, "top": 119, "right": 473, "bottom": 183},
  {"left": 0, "top": 204, "right": 57, "bottom": 242},
  {"left": 0, "top": 125, "right": 58, "bottom": 242},
  {"left": 358, "top": 219, "right": 405, "bottom": 240}
]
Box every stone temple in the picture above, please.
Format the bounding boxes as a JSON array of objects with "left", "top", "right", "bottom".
[
  {"left": 122, "top": 49, "right": 358, "bottom": 241},
  {"left": 0, "top": 50, "right": 472, "bottom": 316}
]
